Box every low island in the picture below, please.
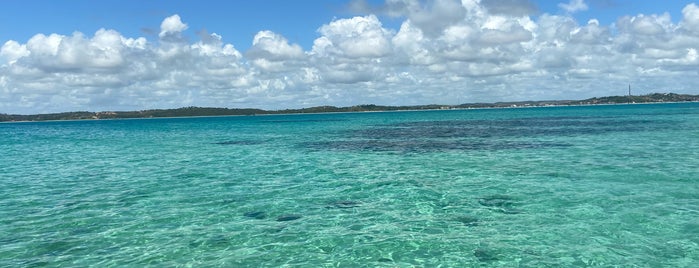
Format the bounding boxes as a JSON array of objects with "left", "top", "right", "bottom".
[{"left": 1, "top": 92, "right": 698, "bottom": 122}]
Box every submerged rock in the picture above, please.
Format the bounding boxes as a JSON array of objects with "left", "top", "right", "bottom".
[
  {"left": 243, "top": 211, "right": 267, "bottom": 219},
  {"left": 478, "top": 195, "right": 523, "bottom": 214},
  {"left": 474, "top": 248, "right": 498, "bottom": 262},
  {"left": 276, "top": 214, "right": 302, "bottom": 222},
  {"left": 454, "top": 215, "right": 480, "bottom": 226},
  {"left": 265, "top": 226, "right": 286, "bottom": 233},
  {"left": 478, "top": 195, "right": 516, "bottom": 208}
]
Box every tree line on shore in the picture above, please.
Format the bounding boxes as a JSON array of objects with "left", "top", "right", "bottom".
[{"left": 2, "top": 93, "right": 698, "bottom": 122}]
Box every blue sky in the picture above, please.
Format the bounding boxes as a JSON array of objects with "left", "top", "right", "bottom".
[
  {"left": 0, "top": 0, "right": 355, "bottom": 51},
  {"left": 2, "top": 0, "right": 699, "bottom": 113},
  {"left": 1, "top": 0, "right": 693, "bottom": 50}
]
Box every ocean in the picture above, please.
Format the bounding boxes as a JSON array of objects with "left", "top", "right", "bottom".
[{"left": 1, "top": 103, "right": 698, "bottom": 267}]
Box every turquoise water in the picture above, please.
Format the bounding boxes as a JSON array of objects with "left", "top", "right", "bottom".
[{"left": 1, "top": 103, "right": 698, "bottom": 267}]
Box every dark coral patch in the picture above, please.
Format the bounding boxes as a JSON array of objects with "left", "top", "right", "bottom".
[
  {"left": 454, "top": 215, "right": 480, "bottom": 226},
  {"left": 243, "top": 211, "right": 267, "bottom": 219},
  {"left": 276, "top": 214, "right": 302, "bottom": 222}
]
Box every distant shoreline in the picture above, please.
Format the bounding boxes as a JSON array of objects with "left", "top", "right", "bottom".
[{"left": 2, "top": 93, "right": 698, "bottom": 122}]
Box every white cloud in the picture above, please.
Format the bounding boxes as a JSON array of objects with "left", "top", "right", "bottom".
[
  {"left": 9, "top": 30, "right": 140, "bottom": 73},
  {"left": 249, "top": 31, "right": 304, "bottom": 60},
  {"left": 478, "top": 25, "right": 532, "bottom": 45},
  {"left": 570, "top": 19, "right": 609, "bottom": 44},
  {"left": 247, "top": 30, "right": 305, "bottom": 72},
  {"left": 393, "top": 20, "right": 435, "bottom": 65},
  {"left": 407, "top": 0, "right": 467, "bottom": 37},
  {"left": 0, "top": 40, "right": 29, "bottom": 64},
  {"left": 558, "top": 0, "right": 588, "bottom": 14},
  {"left": 681, "top": 3, "right": 699, "bottom": 33},
  {"left": 350, "top": 0, "right": 468, "bottom": 36},
  {"left": 159, "top": 14, "right": 188, "bottom": 38},
  {"left": 617, "top": 13, "right": 672, "bottom": 36},
  {"left": 2, "top": 3, "right": 699, "bottom": 114},
  {"left": 314, "top": 15, "right": 393, "bottom": 58},
  {"left": 480, "top": 0, "right": 537, "bottom": 16}
]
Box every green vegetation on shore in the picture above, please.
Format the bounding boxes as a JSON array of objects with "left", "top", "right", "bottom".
[{"left": 2, "top": 93, "right": 698, "bottom": 122}]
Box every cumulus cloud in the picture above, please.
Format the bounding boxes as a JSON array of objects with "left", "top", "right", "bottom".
[
  {"left": 406, "top": 0, "right": 467, "bottom": 37},
  {"left": 314, "top": 15, "right": 393, "bottom": 58},
  {"left": 246, "top": 30, "right": 305, "bottom": 72},
  {"left": 481, "top": 0, "right": 538, "bottom": 16},
  {"left": 681, "top": 3, "right": 699, "bottom": 33},
  {"left": 2, "top": 3, "right": 699, "bottom": 114},
  {"left": 248, "top": 31, "right": 304, "bottom": 61},
  {"left": 5, "top": 29, "right": 145, "bottom": 74},
  {"left": 159, "top": 14, "right": 188, "bottom": 38},
  {"left": 0, "top": 40, "right": 29, "bottom": 64},
  {"left": 349, "top": 0, "right": 467, "bottom": 37},
  {"left": 558, "top": 0, "right": 588, "bottom": 13}
]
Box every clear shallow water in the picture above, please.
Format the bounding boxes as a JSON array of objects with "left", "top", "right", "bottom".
[{"left": 1, "top": 103, "right": 698, "bottom": 267}]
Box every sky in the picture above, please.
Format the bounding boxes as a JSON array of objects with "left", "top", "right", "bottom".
[{"left": 1, "top": 0, "right": 699, "bottom": 114}]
